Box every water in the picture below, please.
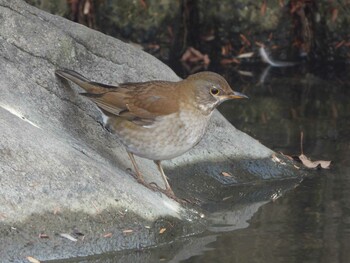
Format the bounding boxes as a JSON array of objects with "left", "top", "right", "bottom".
[{"left": 50, "top": 64, "right": 350, "bottom": 263}]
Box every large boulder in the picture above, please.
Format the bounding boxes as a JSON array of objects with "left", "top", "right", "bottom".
[{"left": 0, "top": 0, "right": 302, "bottom": 261}]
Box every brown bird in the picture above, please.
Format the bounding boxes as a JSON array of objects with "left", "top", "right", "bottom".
[{"left": 55, "top": 69, "right": 247, "bottom": 200}]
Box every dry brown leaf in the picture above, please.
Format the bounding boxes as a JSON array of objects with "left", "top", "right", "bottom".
[
  {"left": 222, "top": 195, "right": 233, "bottom": 201},
  {"left": 83, "top": 0, "right": 90, "bottom": 15},
  {"left": 236, "top": 52, "right": 254, "bottom": 59},
  {"left": 180, "top": 47, "right": 210, "bottom": 65},
  {"left": 159, "top": 228, "right": 166, "bottom": 234},
  {"left": 38, "top": 233, "right": 49, "bottom": 239},
  {"left": 271, "top": 153, "right": 287, "bottom": 165},
  {"left": 240, "top": 34, "right": 251, "bottom": 46},
  {"left": 221, "top": 172, "right": 232, "bottom": 177},
  {"left": 279, "top": 152, "right": 294, "bottom": 160},
  {"left": 271, "top": 153, "right": 280, "bottom": 163},
  {"left": 237, "top": 70, "right": 253, "bottom": 77},
  {"left": 103, "top": 233, "right": 112, "bottom": 238},
  {"left": 26, "top": 256, "right": 41, "bottom": 263},
  {"left": 331, "top": 8, "right": 338, "bottom": 23},
  {"left": 261, "top": 0, "right": 267, "bottom": 16},
  {"left": 220, "top": 58, "right": 240, "bottom": 65},
  {"left": 140, "top": 0, "right": 147, "bottom": 9},
  {"left": 335, "top": 40, "right": 345, "bottom": 49},
  {"left": 298, "top": 154, "right": 331, "bottom": 169}
]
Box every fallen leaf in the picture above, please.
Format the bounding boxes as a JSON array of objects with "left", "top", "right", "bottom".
[
  {"left": 83, "top": 0, "right": 90, "bottom": 15},
  {"left": 26, "top": 256, "right": 41, "bottom": 263},
  {"left": 279, "top": 152, "right": 294, "bottom": 160},
  {"left": 271, "top": 153, "right": 281, "bottom": 163},
  {"left": 159, "top": 228, "right": 166, "bottom": 234},
  {"left": 240, "top": 34, "right": 251, "bottom": 46},
  {"left": 237, "top": 70, "right": 253, "bottom": 77},
  {"left": 222, "top": 195, "right": 233, "bottom": 201},
  {"left": 335, "top": 40, "right": 345, "bottom": 49},
  {"left": 220, "top": 58, "right": 240, "bottom": 65},
  {"left": 271, "top": 153, "right": 286, "bottom": 165},
  {"left": 180, "top": 47, "right": 211, "bottom": 67},
  {"left": 103, "top": 233, "right": 112, "bottom": 238},
  {"left": 38, "top": 233, "right": 49, "bottom": 239},
  {"left": 123, "top": 229, "right": 133, "bottom": 234},
  {"left": 59, "top": 233, "right": 77, "bottom": 242},
  {"left": 261, "top": 0, "right": 267, "bottom": 16},
  {"left": 221, "top": 172, "right": 232, "bottom": 177},
  {"left": 236, "top": 52, "right": 254, "bottom": 59},
  {"left": 221, "top": 43, "right": 232, "bottom": 56},
  {"left": 140, "top": 0, "right": 147, "bottom": 9},
  {"left": 255, "top": 41, "right": 264, "bottom": 47},
  {"left": 268, "top": 32, "right": 274, "bottom": 41},
  {"left": 331, "top": 8, "right": 338, "bottom": 23},
  {"left": 298, "top": 154, "right": 331, "bottom": 169},
  {"left": 53, "top": 207, "right": 61, "bottom": 215}
]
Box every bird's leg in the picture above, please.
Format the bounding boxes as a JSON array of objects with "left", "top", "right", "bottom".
[
  {"left": 154, "top": 160, "right": 175, "bottom": 196},
  {"left": 127, "top": 151, "right": 145, "bottom": 183},
  {"left": 127, "top": 151, "right": 159, "bottom": 192}
]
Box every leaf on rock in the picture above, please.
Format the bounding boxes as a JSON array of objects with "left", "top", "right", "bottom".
[
  {"left": 103, "top": 233, "right": 112, "bottom": 238},
  {"left": 236, "top": 52, "right": 254, "bottom": 59},
  {"left": 59, "top": 233, "right": 77, "bottom": 242},
  {"left": 26, "top": 256, "right": 41, "bottom": 263},
  {"left": 298, "top": 154, "right": 331, "bottom": 169},
  {"left": 271, "top": 153, "right": 286, "bottom": 165},
  {"left": 221, "top": 172, "right": 232, "bottom": 177},
  {"left": 38, "top": 233, "right": 49, "bottom": 239}
]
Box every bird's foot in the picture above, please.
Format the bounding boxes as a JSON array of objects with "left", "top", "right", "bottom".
[{"left": 137, "top": 179, "right": 160, "bottom": 193}]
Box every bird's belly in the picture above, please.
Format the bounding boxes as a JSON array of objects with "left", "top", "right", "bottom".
[{"left": 114, "top": 112, "right": 210, "bottom": 160}]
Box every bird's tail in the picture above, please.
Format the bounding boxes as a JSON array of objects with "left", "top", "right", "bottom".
[{"left": 55, "top": 69, "right": 116, "bottom": 94}]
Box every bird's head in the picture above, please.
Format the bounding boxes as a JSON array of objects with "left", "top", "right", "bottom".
[{"left": 185, "top": 71, "right": 248, "bottom": 115}]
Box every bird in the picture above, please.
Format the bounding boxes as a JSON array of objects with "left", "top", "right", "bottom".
[{"left": 55, "top": 69, "right": 248, "bottom": 200}]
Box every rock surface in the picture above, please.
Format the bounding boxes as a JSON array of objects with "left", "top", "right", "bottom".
[{"left": 0, "top": 0, "right": 302, "bottom": 261}]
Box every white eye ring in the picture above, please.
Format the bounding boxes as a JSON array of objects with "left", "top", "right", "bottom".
[{"left": 210, "top": 86, "right": 220, "bottom": 95}]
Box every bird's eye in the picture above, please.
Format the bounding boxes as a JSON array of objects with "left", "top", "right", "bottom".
[{"left": 210, "top": 87, "right": 220, "bottom": 95}]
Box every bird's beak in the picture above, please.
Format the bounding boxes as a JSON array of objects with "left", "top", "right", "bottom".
[{"left": 226, "top": 91, "right": 249, "bottom": 99}]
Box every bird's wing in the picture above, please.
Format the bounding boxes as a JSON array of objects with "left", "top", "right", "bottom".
[{"left": 82, "top": 81, "right": 179, "bottom": 125}]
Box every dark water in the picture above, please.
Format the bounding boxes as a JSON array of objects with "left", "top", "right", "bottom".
[{"left": 51, "top": 64, "right": 350, "bottom": 263}]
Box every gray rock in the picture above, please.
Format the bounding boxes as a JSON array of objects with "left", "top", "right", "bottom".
[{"left": 0, "top": 0, "right": 302, "bottom": 261}]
